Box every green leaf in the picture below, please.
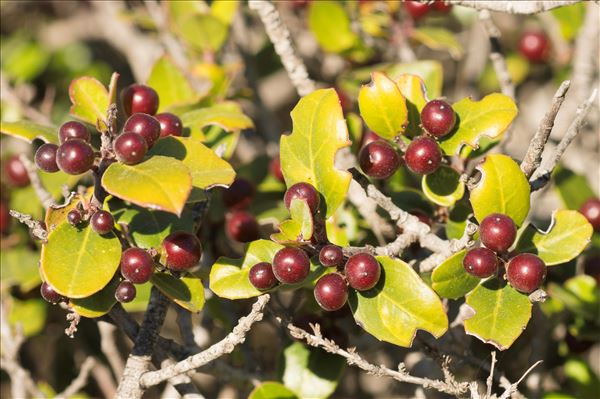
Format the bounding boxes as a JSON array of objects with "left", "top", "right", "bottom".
[
  {"left": 41, "top": 223, "right": 122, "bottom": 298},
  {"left": 412, "top": 27, "right": 464, "bottom": 59},
  {"left": 421, "top": 166, "right": 465, "bottom": 207},
  {"left": 464, "top": 279, "right": 532, "bottom": 350},
  {"left": 211, "top": 0, "right": 238, "bottom": 26},
  {"left": 308, "top": 1, "right": 358, "bottom": 53},
  {"left": 209, "top": 240, "right": 284, "bottom": 299},
  {"left": 552, "top": 166, "right": 597, "bottom": 210},
  {"left": 147, "top": 56, "right": 198, "bottom": 111},
  {"left": 0, "top": 120, "right": 58, "bottom": 144},
  {"left": 1, "top": 247, "right": 42, "bottom": 292},
  {"left": 281, "top": 341, "right": 345, "bottom": 399},
  {"left": 515, "top": 210, "right": 592, "bottom": 266},
  {"left": 122, "top": 281, "right": 152, "bottom": 313},
  {"left": 271, "top": 199, "right": 314, "bottom": 244},
  {"left": 8, "top": 298, "right": 47, "bottom": 337},
  {"left": 68, "top": 76, "right": 109, "bottom": 126},
  {"left": 439, "top": 93, "right": 518, "bottom": 156},
  {"left": 469, "top": 154, "right": 530, "bottom": 226},
  {"left": 446, "top": 200, "right": 472, "bottom": 240},
  {"left": 149, "top": 136, "right": 235, "bottom": 192},
  {"left": 431, "top": 250, "right": 480, "bottom": 299},
  {"left": 70, "top": 278, "right": 120, "bottom": 318},
  {"left": 151, "top": 273, "right": 205, "bottom": 313},
  {"left": 45, "top": 193, "right": 88, "bottom": 233},
  {"left": 180, "top": 102, "right": 254, "bottom": 136},
  {"left": 479, "top": 54, "right": 530, "bottom": 93},
  {"left": 102, "top": 156, "right": 192, "bottom": 216},
  {"left": 358, "top": 72, "right": 408, "bottom": 139},
  {"left": 177, "top": 14, "right": 228, "bottom": 53},
  {"left": 548, "top": 275, "right": 598, "bottom": 321},
  {"left": 248, "top": 382, "right": 298, "bottom": 399},
  {"left": 395, "top": 74, "right": 429, "bottom": 136},
  {"left": 349, "top": 256, "right": 448, "bottom": 347},
  {"left": 551, "top": 3, "right": 585, "bottom": 40},
  {"left": 384, "top": 61, "right": 443, "bottom": 99},
  {"left": 280, "top": 88, "right": 352, "bottom": 218}
]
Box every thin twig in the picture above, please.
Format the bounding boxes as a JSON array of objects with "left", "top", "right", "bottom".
[
  {"left": 486, "top": 351, "right": 497, "bottom": 398},
  {"left": 56, "top": 357, "right": 96, "bottom": 399},
  {"left": 8, "top": 210, "right": 48, "bottom": 241},
  {"left": 447, "top": 1, "right": 582, "bottom": 14},
  {"left": 18, "top": 154, "right": 55, "bottom": 209},
  {"left": 478, "top": 10, "right": 514, "bottom": 99},
  {"left": 497, "top": 360, "right": 543, "bottom": 399},
  {"left": 98, "top": 321, "right": 125, "bottom": 378}
]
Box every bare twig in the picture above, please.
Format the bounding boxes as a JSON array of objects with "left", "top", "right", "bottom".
[
  {"left": 419, "top": 220, "right": 478, "bottom": 272},
  {"left": 56, "top": 357, "right": 96, "bottom": 399},
  {"left": 447, "top": 1, "right": 582, "bottom": 14},
  {"left": 486, "top": 352, "right": 497, "bottom": 398},
  {"left": 98, "top": 321, "right": 125, "bottom": 378},
  {"left": 497, "top": 360, "right": 543, "bottom": 399},
  {"left": 18, "top": 154, "right": 55, "bottom": 209},
  {"left": 478, "top": 10, "right": 514, "bottom": 99},
  {"left": 8, "top": 210, "right": 48, "bottom": 241}
]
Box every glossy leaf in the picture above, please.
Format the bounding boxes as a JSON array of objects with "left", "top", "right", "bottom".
[
  {"left": 45, "top": 193, "right": 87, "bottom": 233},
  {"left": 248, "top": 382, "right": 298, "bottom": 399},
  {"left": 271, "top": 199, "right": 314, "bottom": 244},
  {"left": 102, "top": 156, "right": 192, "bottom": 216},
  {"left": 280, "top": 88, "right": 351, "bottom": 218},
  {"left": 69, "top": 76, "right": 109, "bottom": 126},
  {"left": 384, "top": 61, "right": 443, "bottom": 98},
  {"left": 515, "top": 210, "right": 592, "bottom": 266},
  {"left": 553, "top": 166, "right": 597, "bottom": 211},
  {"left": 464, "top": 279, "right": 532, "bottom": 350},
  {"left": 412, "top": 27, "right": 464, "bottom": 59},
  {"left": 281, "top": 342, "right": 345, "bottom": 399},
  {"left": 308, "top": 1, "right": 357, "bottom": 53},
  {"left": 0, "top": 120, "right": 58, "bottom": 144},
  {"left": 349, "top": 256, "right": 448, "bottom": 347},
  {"left": 1, "top": 247, "right": 42, "bottom": 292},
  {"left": 70, "top": 278, "right": 120, "bottom": 318},
  {"left": 358, "top": 72, "right": 408, "bottom": 139},
  {"left": 439, "top": 93, "right": 517, "bottom": 156},
  {"left": 180, "top": 102, "right": 254, "bottom": 137},
  {"left": 41, "top": 223, "right": 122, "bottom": 298},
  {"left": 209, "top": 240, "right": 284, "bottom": 299},
  {"left": 422, "top": 166, "right": 465, "bottom": 207},
  {"left": 147, "top": 56, "right": 198, "bottom": 111},
  {"left": 151, "top": 273, "right": 205, "bottom": 313},
  {"left": 122, "top": 282, "right": 152, "bottom": 313},
  {"left": 396, "top": 74, "right": 429, "bottom": 136},
  {"left": 469, "top": 154, "right": 530, "bottom": 226},
  {"left": 431, "top": 250, "right": 480, "bottom": 299}
]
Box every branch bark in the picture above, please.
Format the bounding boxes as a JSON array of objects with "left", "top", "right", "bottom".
[
  {"left": 447, "top": 1, "right": 582, "bottom": 14},
  {"left": 478, "top": 10, "right": 514, "bottom": 99}
]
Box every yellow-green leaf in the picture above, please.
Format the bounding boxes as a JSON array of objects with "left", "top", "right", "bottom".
[
  {"left": 41, "top": 223, "right": 122, "bottom": 298},
  {"left": 180, "top": 102, "right": 254, "bottom": 137},
  {"left": 0, "top": 120, "right": 58, "bottom": 144},
  {"left": 102, "top": 156, "right": 192, "bottom": 216},
  {"left": 396, "top": 74, "right": 429, "bottom": 136},
  {"left": 308, "top": 1, "right": 358, "bottom": 53},
  {"left": 1, "top": 247, "right": 42, "bottom": 292},
  {"left": 69, "top": 76, "right": 109, "bottom": 126},
  {"left": 271, "top": 199, "right": 314, "bottom": 244},
  {"left": 177, "top": 14, "right": 228, "bottom": 53},
  {"left": 151, "top": 273, "right": 205, "bottom": 313},
  {"left": 280, "top": 89, "right": 351, "bottom": 218},
  {"left": 147, "top": 56, "right": 198, "bottom": 111},
  {"left": 412, "top": 27, "right": 464, "bottom": 59},
  {"left": 249, "top": 382, "right": 298, "bottom": 399},
  {"left": 432, "top": 250, "right": 480, "bottom": 299},
  {"left": 70, "top": 278, "right": 120, "bottom": 318},
  {"left": 210, "top": 0, "right": 238, "bottom": 26},
  {"left": 8, "top": 298, "right": 47, "bottom": 337},
  {"left": 421, "top": 165, "right": 465, "bottom": 207}
]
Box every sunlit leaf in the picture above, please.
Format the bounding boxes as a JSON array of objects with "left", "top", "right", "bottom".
[
  {"left": 68, "top": 76, "right": 109, "bottom": 126},
  {"left": 0, "top": 120, "right": 58, "bottom": 144},
  {"left": 431, "top": 250, "right": 480, "bottom": 299},
  {"left": 147, "top": 56, "right": 198, "bottom": 111},
  {"left": 421, "top": 165, "right": 465, "bottom": 207},
  {"left": 151, "top": 273, "right": 205, "bottom": 313}
]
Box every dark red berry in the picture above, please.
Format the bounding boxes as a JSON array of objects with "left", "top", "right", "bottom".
[
  {"left": 226, "top": 211, "right": 260, "bottom": 243},
  {"left": 40, "top": 282, "right": 64, "bottom": 304},
  {"left": 114, "top": 132, "right": 148, "bottom": 165},
  {"left": 222, "top": 178, "right": 255, "bottom": 210},
  {"left": 272, "top": 247, "right": 310, "bottom": 284},
  {"left": 162, "top": 231, "right": 202, "bottom": 271},
  {"left": 421, "top": 99, "right": 456, "bottom": 137},
  {"left": 249, "top": 262, "right": 278, "bottom": 290},
  {"left": 4, "top": 155, "right": 30, "bottom": 187},
  {"left": 518, "top": 31, "right": 550, "bottom": 63},
  {"left": 67, "top": 209, "right": 82, "bottom": 226},
  {"left": 404, "top": 136, "right": 442, "bottom": 175},
  {"left": 90, "top": 210, "right": 114, "bottom": 235},
  {"left": 120, "top": 248, "right": 154, "bottom": 284},
  {"left": 345, "top": 253, "right": 381, "bottom": 291},
  {"left": 121, "top": 84, "right": 159, "bottom": 116},
  {"left": 269, "top": 156, "right": 285, "bottom": 182},
  {"left": 335, "top": 87, "right": 352, "bottom": 112},
  {"left": 59, "top": 121, "right": 90, "bottom": 143},
  {"left": 156, "top": 113, "right": 183, "bottom": 137},
  {"left": 404, "top": 1, "right": 431, "bottom": 20},
  {"left": 123, "top": 113, "right": 161, "bottom": 149},
  {"left": 506, "top": 253, "right": 546, "bottom": 293},
  {"left": 115, "top": 280, "right": 136, "bottom": 303},
  {"left": 579, "top": 198, "right": 600, "bottom": 232},
  {"left": 319, "top": 245, "right": 344, "bottom": 267},
  {"left": 34, "top": 143, "right": 60, "bottom": 173},
  {"left": 314, "top": 273, "right": 348, "bottom": 311},
  {"left": 479, "top": 213, "right": 517, "bottom": 253},
  {"left": 358, "top": 140, "right": 401, "bottom": 179},
  {"left": 432, "top": 0, "right": 452, "bottom": 13},
  {"left": 361, "top": 130, "right": 382, "bottom": 148},
  {"left": 463, "top": 247, "right": 499, "bottom": 278},
  {"left": 56, "top": 139, "right": 95, "bottom": 175},
  {"left": 284, "top": 182, "right": 320, "bottom": 214},
  {"left": 0, "top": 201, "right": 10, "bottom": 234}
]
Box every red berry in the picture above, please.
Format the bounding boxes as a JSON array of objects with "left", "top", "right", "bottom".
[
  {"left": 314, "top": 273, "right": 348, "bottom": 311},
  {"left": 579, "top": 198, "right": 600, "bottom": 232},
  {"left": 404, "top": 136, "right": 442, "bottom": 175},
  {"left": 222, "top": 178, "right": 255, "bottom": 210},
  {"left": 345, "top": 253, "right": 381, "bottom": 291},
  {"left": 120, "top": 248, "right": 154, "bottom": 284},
  {"left": 518, "top": 31, "right": 550, "bottom": 63},
  {"left": 0, "top": 201, "right": 10, "bottom": 234},
  {"left": 226, "top": 211, "right": 260, "bottom": 243},
  {"left": 463, "top": 247, "right": 499, "bottom": 278},
  {"left": 272, "top": 247, "right": 310, "bottom": 284},
  {"left": 361, "top": 130, "right": 382, "bottom": 148},
  {"left": 115, "top": 280, "right": 136, "bottom": 303},
  {"left": 35, "top": 143, "right": 60, "bottom": 173},
  {"left": 284, "top": 182, "right": 320, "bottom": 214},
  {"left": 162, "top": 231, "right": 202, "bottom": 271},
  {"left": 123, "top": 113, "right": 161, "bottom": 149},
  {"left": 91, "top": 210, "right": 114, "bottom": 235},
  {"left": 59, "top": 121, "right": 90, "bottom": 143},
  {"left": 40, "top": 282, "right": 64, "bottom": 304},
  {"left": 114, "top": 132, "right": 148, "bottom": 165},
  {"left": 506, "top": 253, "right": 546, "bottom": 293},
  {"left": 319, "top": 245, "right": 344, "bottom": 267},
  {"left": 269, "top": 156, "right": 285, "bottom": 182},
  {"left": 4, "top": 155, "right": 30, "bottom": 187},
  {"left": 249, "top": 262, "right": 278, "bottom": 290},
  {"left": 156, "top": 113, "right": 183, "bottom": 137},
  {"left": 358, "top": 140, "right": 401, "bottom": 179},
  {"left": 404, "top": 1, "right": 431, "bottom": 20},
  {"left": 335, "top": 87, "right": 352, "bottom": 112},
  {"left": 432, "top": 0, "right": 452, "bottom": 13},
  {"left": 121, "top": 84, "right": 159, "bottom": 116},
  {"left": 421, "top": 99, "right": 456, "bottom": 137},
  {"left": 56, "top": 139, "right": 95, "bottom": 175},
  {"left": 67, "top": 209, "right": 82, "bottom": 226},
  {"left": 479, "top": 213, "right": 517, "bottom": 253}
]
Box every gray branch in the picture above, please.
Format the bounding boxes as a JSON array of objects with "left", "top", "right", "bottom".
[
  {"left": 56, "top": 357, "right": 96, "bottom": 399},
  {"left": 447, "top": 1, "right": 582, "bottom": 14},
  {"left": 9, "top": 210, "right": 48, "bottom": 241},
  {"left": 478, "top": 10, "right": 514, "bottom": 99}
]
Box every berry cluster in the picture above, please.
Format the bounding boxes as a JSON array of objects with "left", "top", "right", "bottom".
[
  {"left": 222, "top": 177, "right": 260, "bottom": 243},
  {"left": 463, "top": 213, "right": 547, "bottom": 293},
  {"left": 404, "top": 1, "right": 452, "bottom": 21},
  {"left": 34, "top": 121, "right": 95, "bottom": 175}
]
